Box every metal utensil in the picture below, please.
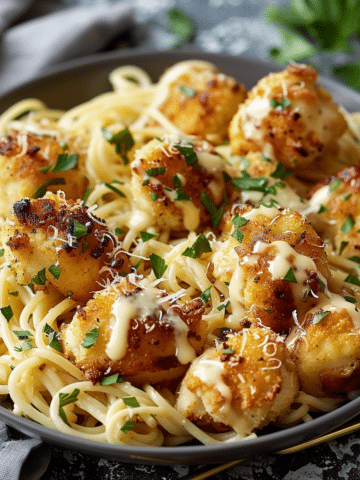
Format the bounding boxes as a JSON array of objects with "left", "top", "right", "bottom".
[{"left": 182, "top": 417, "right": 360, "bottom": 480}]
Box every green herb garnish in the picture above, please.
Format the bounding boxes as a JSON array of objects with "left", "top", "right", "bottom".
[
  {"left": 312, "top": 310, "right": 331, "bottom": 325},
  {"left": 179, "top": 85, "right": 196, "bottom": 97},
  {"left": 32, "top": 178, "right": 66, "bottom": 199},
  {"left": 149, "top": 253, "right": 168, "bottom": 279},
  {"left": 100, "top": 373, "right": 124, "bottom": 385},
  {"left": 58, "top": 388, "right": 80, "bottom": 426},
  {"left": 181, "top": 233, "right": 212, "bottom": 259},
  {"left": 174, "top": 144, "right": 199, "bottom": 168},
  {"left": 44, "top": 323, "right": 63, "bottom": 352},
  {"left": 101, "top": 126, "right": 134, "bottom": 165},
  {"left": 140, "top": 231, "right": 159, "bottom": 242},
  {"left": 200, "top": 286, "right": 212, "bottom": 303},
  {"left": 283, "top": 267, "right": 297, "bottom": 283},
  {"left": 81, "top": 327, "right": 99, "bottom": 349},
  {"left": 48, "top": 265, "right": 61, "bottom": 280},
  {"left": 200, "top": 190, "right": 228, "bottom": 229},
  {"left": 32, "top": 268, "right": 46, "bottom": 286}
]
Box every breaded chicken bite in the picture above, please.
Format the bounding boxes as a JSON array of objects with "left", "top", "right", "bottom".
[
  {"left": 229, "top": 63, "right": 347, "bottom": 170},
  {"left": 152, "top": 60, "right": 247, "bottom": 144},
  {"left": 61, "top": 275, "right": 207, "bottom": 385},
  {"left": 287, "top": 293, "right": 360, "bottom": 398},
  {"left": 1, "top": 192, "right": 131, "bottom": 304},
  {"left": 175, "top": 326, "right": 298, "bottom": 437},
  {"left": 130, "top": 136, "right": 226, "bottom": 232},
  {"left": 0, "top": 131, "right": 88, "bottom": 218},
  {"left": 212, "top": 205, "right": 330, "bottom": 333},
  {"left": 307, "top": 165, "right": 360, "bottom": 259}
]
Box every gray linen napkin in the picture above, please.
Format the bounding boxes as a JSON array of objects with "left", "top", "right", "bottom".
[
  {"left": 0, "top": 0, "right": 134, "bottom": 95},
  {"left": 0, "top": 2, "right": 134, "bottom": 478}
]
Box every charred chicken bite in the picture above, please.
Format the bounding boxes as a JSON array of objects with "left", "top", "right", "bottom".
[
  {"left": 0, "top": 131, "right": 88, "bottom": 218},
  {"left": 1, "top": 192, "right": 131, "bottom": 304},
  {"left": 176, "top": 326, "right": 298, "bottom": 437},
  {"left": 61, "top": 275, "right": 207, "bottom": 385},
  {"left": 229, "top": 63, "right": 347, "bottom": 170},
  {"left": 130, "top": 136, "right": 226, "bottom": 232},
  {"left": 212, "top": 204, "right": 330, "bottom": 334},
  {"left": 151, "top": 60, "right": 247, "bottom": 145}
]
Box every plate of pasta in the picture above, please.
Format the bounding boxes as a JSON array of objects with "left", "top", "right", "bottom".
[{"left": 1, "top": 50, "right": 360, "bottom": 465}]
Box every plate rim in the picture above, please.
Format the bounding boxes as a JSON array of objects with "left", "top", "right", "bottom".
[{"left": 1, "top": 48, "right": 360, "bottom": 464}]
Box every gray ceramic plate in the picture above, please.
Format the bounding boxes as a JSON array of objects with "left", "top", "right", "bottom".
[{"left": 1, "top": 49, "right": 360, "bottom": 465}]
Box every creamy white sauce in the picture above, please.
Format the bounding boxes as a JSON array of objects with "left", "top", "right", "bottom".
[
  {"left": 167, "top": 311, "right": 196, "bottom": 364},
  {"left": 242, "top": 96, "right": 272, "bottom": 141},
  {"left": 106, "top": 297, "right": 138, "bottom": 361}
]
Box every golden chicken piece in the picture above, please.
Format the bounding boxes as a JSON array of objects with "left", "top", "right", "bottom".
[
  {"left": 61, "top": 274, "right": 207, "bottom": 385},
  {"left": 130, "top": 136, "right": 226, "bottom": 232},
  {"left": 151, "top": 60, "right": 247, "bottom": 144},
  {"left": 287, "top": 293, "right": 360, "bottom": 398},
  {"left": 307, "top": 165, "right": 360, "bottom": 259},
  {"left": 175, "top": 326, "right": 298, "bottom": 437},
  {"left": 212, "top": 204, "right": 330, "bottom": 334},
  {"left": 0, "top": 131, "right": 88, "bottom": 218},
  {"left": 229, "top": 63, "right": 347, "bottom": 170},
  {"left": 1, "top": 192, "right": 131, "bottom": 304}
]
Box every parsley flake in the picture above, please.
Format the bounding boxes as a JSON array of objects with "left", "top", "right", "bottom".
[
  {"left": 232, "top": 229, "right": 244, "bottom": 244},
  {"left": 115, "top": 228, "right": 125, "bottom": 235},
  {"left": 200, "top": 190, "right": 228, "bottom": 229},
  {"left": 339, "top": 241, "right": 349, "bottom": 255},
  {"left": 348, "top": 256, "right": 360, "bottom": 265},
  {"left": 217, "top": 301, "right": 231, "bottom": 311},
  {"left": 231, "top": 176, "right": 268, "bottom": 192},
  {"left": 72, "top": 220, "right": 88, "bottom": 239},
  {"left": 32, "top": 268, "right": 46, "bottom": 286},
  {"left": 181, "top": 233, "right": 212, "bottom": 259},
  {"left": 48, "top": 265, "right": 61, "bottom": 280},
  {"left": 121, "top": 420, "right": 136, "bottom": 433},
  {"left": 140, "top": 231, "right": 159, "bottom": 242},
  {"left": 123, "top": 397, "right": 140, "bottom": 408},
  {"left": 200, "top": 286, "right": 212, "bottom": 303},
  {"left": 345, "top": 273, "right": 360, "bottom": 286},
  {"left": 100, "top": 373, "right": 124, "bottom": 385},
  {"left": 270, "top": 162, "right": 293, "bottom": 180},
  {"left": 32, "top": 178, "right": 66, "bottom": 199},
  {"left": 270, "top": 97, "right": 291, "bottom": 109},
  {"left": 341, "top": 214, "right": 355, "bottom": 233},
  {"left": 81, "top": 327, "right": 99, "bottom": 349},
  {"left": 52, "top": 153, "right": 79, "bottom": 173},
  {"left": 179, "top": 85, "right": 196, "bottom": 98},
  {"left": 231, "top": 214, "right": 249, "bottom": 229},
  {"left": 345, "top": 296, "right": 357, "bottom": 304},
  {"left": 312, "top": 310, "right": 331, "bottom": 325},
  {"left": 59, "top": 388, "right": 80, "bottom": 426},
  {"left": 329, "top": 178, "right": 342, "bottom": 192},
  {"left": 44, "top": 323, "right": 63, "bottom": 352},
  {"left": 104, "top": 180, "right": 126, "bottom": 198},
  {"left": 101, "top": 127, "right": 134, "bottom": 165},
  {"left": 222, "top": 347, "right": 234, "bottom": 354},
  {"left": 283, "top": 267, "right": 297, "bottom": 283},
  {"left": 149, "top": 253, "right": 168, "bottom": 279},
  {"left": 174, "top": 187, "right": 190, "bottom": 201},
  {"left": 174, "top": 144, "right": 199, "bottom": 168},
  {"left": 82, "top": 186, "right": 92, "bottom": 205},
  {"left": 0, "top": 249, "right": 4, "bottom": 257},
  {"left": 318, "top": 204, "right": 328, "bottom": 213}
]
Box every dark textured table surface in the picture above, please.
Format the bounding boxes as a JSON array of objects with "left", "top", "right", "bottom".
[{"left": 5, "top": 1, "right": 360, "bottom": 479}]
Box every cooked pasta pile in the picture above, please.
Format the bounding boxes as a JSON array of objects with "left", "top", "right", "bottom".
[{"left": 0, "top": 60, "right": 360, "bottom": 447}]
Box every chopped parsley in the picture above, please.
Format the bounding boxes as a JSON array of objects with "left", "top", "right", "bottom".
[
  {"left": 0, "top": 305, "right": 13, "bottom": 323},
  {"left": 121, "top": 420, "right": 136, "bottom": 433},
  {"left": 200, "top": 190, "right": 228, "bottom": 229},
  {"left": 100, "top": 373, "right": 124, "bottom": 385},
  {"left": 231, "top": 176, "right": 268, "bottom": 192},
  {"left": 58, "top": 388, "right": 80, "bottom": 426},
  {"left": 261, "top": 154, "right": 272, "bottom": 162},
  {"left": 318, "top": 204, "right": 327, "bottom": 213},
  {"left": 101, "top": 126, "right": 134, "bottom": 165},
  {"left": 173, "top": 174, "right": 182, "bottom": 188},
  {"left": 123, "top": 397, "right": 140, "bottom": 408},
  {"left": 149, "top": 253, "right": 168, "bottom": 279},
  {"left": 222, "top": 347, "right": 234, "bottom": 354},
  {"left": 48, "top": 265, "right": 61, "bottom": 280},
  {"left": 283, "top": 267, "right": 297, "bottom": 283},
  {"left": 174, "top": 144, "right": 199, "bottom": 168},
  {"left": 345, "top": 296, "right": 357, "bottom": 304},
  {"left": 13, "top": 330, "right": 32, "bottom": 340},
  {"left": 32, "top": 178, "right": 66, "bottom": 199},
  {"left": 217, "top": 301, "right": 231, "bottom": 311},
  {"left": 174, "top": 187, "right": 190, "bottom": 201},
  {"left": 200, "top": 286, "right": 212, "bottom": 303},
  {"left": 232, "top": 229, "right": 244, "bottom": 243},
  {"left": 81, "top": 327, "right": 99, "bottom": 349},
  {"left": 270, "top": 97, "right": 291, "bottom": 109},
  {"left": 44, "top": 323, "right": 63, "bottom": 352},
  {"left": 104, "top": 180, "right": 126, "bottom": 198},
  {"left": 179, "top": 85, "right": 196, "bottom": 98},
  {"left": 312, "top": 310, "right": 331, "bottom": 325},
  {"left": 82, "top": 186, "right": 92, "bottom": 205},
  {"left": 329, "top": 178, "right": 342, "bottom": 192},
  {"left": 32, "top": 268, "right": 46, "bottom": 286},
  {"left": 348, "top": 256, "right": 360, "bottom": 265},
  {"left": 0, "top": 248, "right": 4, "bottom": 257},
  {"left": 134, "top": 259, "right": 143, "bottom": 270},
  {"left": 72, "top": 220, "right": 88, "bottom": 239},
  {"left": 140, "top": 231, "right": 159, "bottom": 242},
  {"left": 343, "top": 193, "right": 352, "bottom": 200},
  {"left": 341, "top": 214, "right": 355, "bottom": 233},
  {"left": 151, "top": 193, "right": 158, "bottom": 202},
  {"left": 345, "top": 273, "right": 360, "bottom": 286},
  {"left": 270, "top": 162, "right": 293, "bottom": 180},
  {"left": 115, "top": 228, "right": 125, "bottom": 235},
  {"left": 339, "top": 241, "right": 349, "bottom": 255},
  {"left": 167, "top": 7, "right": 194, "bottom": 48},
  {"left": 231, "top": 214, "right": 249, "bottom": 229},
  {"left": 181, "top": 233, "right": 212, "bottom": 259},
  {"left": 52, "top": 153, "right": 79, "bottom": 173}
]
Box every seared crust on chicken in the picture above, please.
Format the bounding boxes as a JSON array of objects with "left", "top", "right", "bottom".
[
  {"left": 131, "top": 137, "right": 226, "bottom": 232},
  {"left": 61, "top": 275, "right": 207, "bottom": 385},
  {"left": 154, "top": 61, "right": 247, "bottom": 144},
  {"left": 1, "top": 192, "right": 131, "bottom": 303},
  {"left": 287, "top": 293, "right": 360, "bottom": 398},
  {"left": 213, "top": 205, "right": 330, "bottom": 333},
  {"left": 175, "top": 326, "right": 298, "bottom": 436},
  {"left": 307, "top": 165, "right": 360, "bottom": 258},
  {"left": 229, "top": 63, "right": 347, "bottom": 170},
  {"left": 0, "top": 131, "right": 88, "bottom": 218}
]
